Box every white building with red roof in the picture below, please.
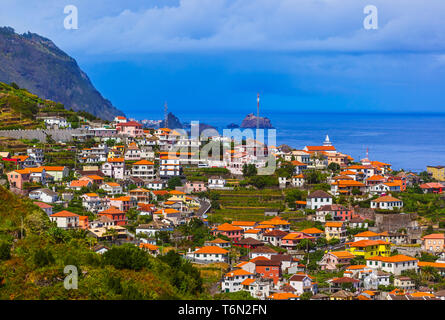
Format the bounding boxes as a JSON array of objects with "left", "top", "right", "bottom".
[{"left": 50, "top": 210, "right": 80, "bottom": 229}]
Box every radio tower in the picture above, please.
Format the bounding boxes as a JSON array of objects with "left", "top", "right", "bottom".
[
  {"left": 257, "top": 93, "right": 260, "bottom": 130},
  {"left": 164, "top": 101, "right": 168, "bottom": 128}
]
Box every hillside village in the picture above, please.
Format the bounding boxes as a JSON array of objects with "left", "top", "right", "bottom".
[{"left": 1, "top": 112, "right": 445, "bottom": 301}]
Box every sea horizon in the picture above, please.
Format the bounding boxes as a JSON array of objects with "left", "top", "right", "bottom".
[{"left": 128, "top": 111, "right": 445, "bottom": 173}]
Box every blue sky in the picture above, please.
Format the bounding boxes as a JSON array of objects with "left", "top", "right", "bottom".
[{"left": 2, "top": 0, "right": 445, "bottom": 119}]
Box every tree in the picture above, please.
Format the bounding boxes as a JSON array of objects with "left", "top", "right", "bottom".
[
  {"left": 297, "top": 239, "right": 315, "bottom": 251},
  {"left": 316, "top": 237, "right": 327, "bottom": 247},
  {"left": 304, "top": 169, "right": 324, "bottom": 184},
  {"left": 103, "top": 244, "right": 150, "bottom": 271},
  {"left": 168, "top": 177, "right": 182, "bottom": 189},
  {"left": 285, "top": 189, "right": 304, "bottom": 208},
  {"left": 328, "top": 238, "right": 340, "bottom": 246},
  {"left": 0, "top": 241, "right": 11, "bottom": 261},
  {"left": 300, "top": 291, "right": 313, "bottom": 300},
  {"left": 33, "top": 248, "right": 55, "bottom": 268},
  {"left": 242, "top": 164, "right": 257, "bottom": 178},
  {"left": 328, "top": 162, "right": 341, "bottom": 173}
]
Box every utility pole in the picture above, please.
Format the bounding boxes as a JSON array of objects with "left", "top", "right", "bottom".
[{"left": 256, "top": 93, "right": 260, "bottom": 131}]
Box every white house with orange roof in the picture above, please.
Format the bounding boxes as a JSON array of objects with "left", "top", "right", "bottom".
[
  {"left": 189, "top": 246, "right": 229, "bottom": 263},
  {"left": 81, "top": 193, "right": 109, "bottom": 213},
  {"left": 330, "top": 179, "right": 366, "bottom": 196},
  {"left": 368, "top": 182, "right": 401, "bottom": 195},
  {"left": 243, "top": 228, "right": 262, "bottom": 240},
  {"left": 241, "top": 278, "right": 272, "bottom": 300},
  {"left": 101, "top": 182, "right": 123, "bottom": 195},
  {"left": 69, "top": 179, "right": 92, "bottom": 190},
  {"left": 291, "top": 174, "right": 305, "bottom": 187},
  {"left": 258, "top": 217, "right": 291, "bottom": 232},
  {"left": 159, "top": 155, "right": 182, "bottom": 178},
  {"left": 366, "top": 255, "right": 418, "bottom": 275},
  {"left": 354, "top": 231, "right": 382, "bottom": 242},
  {"left": 109, "top": 196, "right": 137, "bottom": 212},
  {"left": 232, "top": 221, "right": 257, "bottom": 231},
  {"left": 124, "top": 142, "right": 142, "bottom": 161},
  {"left": 131, "top": 159, "right": 155, "bottom": 180},
  {"left": 50, "top": 210, "right": 80, "bottom": 229},
  {"left": 371, "top": 195, "right": 403, "bottom": 210},
  {"left": 114, "top": 116, "right": 127, "bottom": 124},
  {"left": 204, "top": 238, "right": 231, "bottom": 249},
  {"left": 222, "top": 269, "right": 254, "bottom": 293},
  {"left": 102, "top": 158, "right": 125, "bottom": 180}
]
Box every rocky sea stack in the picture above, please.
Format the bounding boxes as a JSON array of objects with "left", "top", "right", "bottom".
[{"left": 240, "top": 113, "right": 274, "bottom": 129}]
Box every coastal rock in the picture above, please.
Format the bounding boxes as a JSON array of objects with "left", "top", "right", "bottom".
[
  {"left": 240, "top": 113, "right": 274, "bottom": 129},
  {"left": 160, "top": 112, "right": 183, "bottom": 129},
  {"left": 226, "top": 123, "right": 240, "bottom": 129}
]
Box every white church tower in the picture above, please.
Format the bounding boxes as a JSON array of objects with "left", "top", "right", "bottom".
[{"left": 323, "top": 135, "right": 332, "bottom": 147}]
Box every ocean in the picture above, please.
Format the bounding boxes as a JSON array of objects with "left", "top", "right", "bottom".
[{"left": 130, "top": 111, "right": 445, "bottom": 172}]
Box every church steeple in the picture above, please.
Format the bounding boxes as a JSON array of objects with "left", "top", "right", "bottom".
[{"left": 323, "top": 134, "right": 332, "bottom": 146}]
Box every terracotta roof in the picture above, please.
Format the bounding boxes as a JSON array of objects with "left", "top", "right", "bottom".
[
  {"left": 325, "top": 221, "right": 344, "bottom": 228},
  {"left": 132, "top": 159, "right": 154, "bottom": 165},
  {"left": 70, "top": 180, "right": 91, "bottom": 187},
  {"left": 232, "top": 221, "right": 257, "bottom": 227},
  {"left": 347, "top": 239, "right": 391, "bottom": 248},
  {"left": 372, "top": 195, "right": 402, "bottom": 203},
  {"left": 33, "top": 201, "right": 53, "bottom": 209},
  {"left": 241, "top": 278, "right": 256, "bottom": 286},
  {"left": 225, "top": 269, "right": 253, "bottom": 277},
  {"left": 51, "top": 210, "right": 79, "bottom": 217},
  {"left": 354, "top": 231, "right": 381, "bottom": 238},
  {"left": 421, "top": 233, "right": 444, "bottom": 240},
  {"left": 215, "top": 223, "right": 243, "bottom": 232},
  {"left": 99, "top": 206, "right": 125, "bottom": 215},
  {"left": 139, "top": 243, "right": 159, "bottom": 251},
  {"left": 194, "top": 246, "right": 228, "bottom": 254},
  {"left": 367, "top": 255, "right": 417, "bottom": 263},
  {"left": 268, "top": 292, "right": 299, "bottom": 300},
  {"left": 418, "top": 261, "right": 445, "bottom": 269},
  {"left": 300, "top": 228, "right": 323, "bottom": 234},
  {"left": 330, "top": 251, "right": 355, "bottom": 259}
]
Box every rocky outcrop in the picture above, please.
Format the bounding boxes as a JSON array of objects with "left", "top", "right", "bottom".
[{"left": 240, "top": 113, "right": 274, "bottom": 129}]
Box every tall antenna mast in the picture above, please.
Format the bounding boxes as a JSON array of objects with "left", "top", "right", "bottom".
[
  {"left": 164, "top": 101, "right": 168, "bottom": 128},
  {"left": 257, "top": 93, "right": 260, "bottom": 130},
  {"left": 366, "top": 147, "right": 369, "bottom": 159}
]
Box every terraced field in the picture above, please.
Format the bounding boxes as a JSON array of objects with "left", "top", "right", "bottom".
[{"left": 208, "top": 189, "right": 287, "bottom": 222}]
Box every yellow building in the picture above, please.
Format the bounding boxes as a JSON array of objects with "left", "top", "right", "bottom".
[
  {"left": 346, "top": 240, "right": 392, "bottom": 259},
  {"left": 427, "top": 165, "right": 445, "bottom": 181},
  {"left": 324, "top": 221, "right": 347, "bottom": 242}
]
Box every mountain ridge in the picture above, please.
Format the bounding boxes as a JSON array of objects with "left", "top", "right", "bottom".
[{"left": 0, "top": 26, "right": 125, "bottom": 121}]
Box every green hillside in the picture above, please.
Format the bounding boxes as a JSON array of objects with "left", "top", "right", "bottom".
[
  {"left": 0, "top": 81, "right": 100, "bottom": 130},
  {"left": 0, "top": 187, "right": 207, "bottom": 300}
]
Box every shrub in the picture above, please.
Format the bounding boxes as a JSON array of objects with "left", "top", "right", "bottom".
[{"left": 103, "top": 244, "right": 150, "bottom": 271}]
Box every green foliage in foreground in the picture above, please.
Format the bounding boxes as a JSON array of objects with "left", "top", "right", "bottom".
[{"left": 0, "top": 186, "right": 207, "bottom": 300}]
